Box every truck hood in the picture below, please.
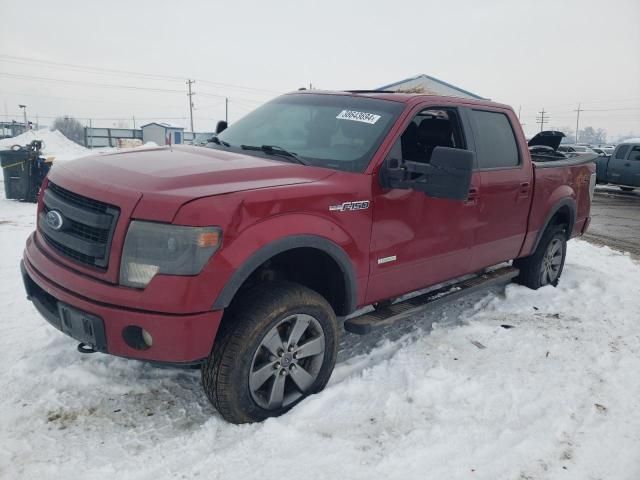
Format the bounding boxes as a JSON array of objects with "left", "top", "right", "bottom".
[
  {"left": 528, "top": 131, "right": 565, "bottom": 151},
  {"left": 50, "top": 145, "right": 334, "bottom": 222}
]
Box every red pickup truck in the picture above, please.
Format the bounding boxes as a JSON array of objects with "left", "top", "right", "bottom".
[{"left": 21, "top": 91, "right": 596, "bottom": 423}]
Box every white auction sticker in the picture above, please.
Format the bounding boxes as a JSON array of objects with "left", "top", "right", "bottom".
[{"left": 336, "top": 110, "right": 381, "bottom": 124}]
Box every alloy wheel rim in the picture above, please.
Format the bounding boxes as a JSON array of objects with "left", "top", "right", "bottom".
[
  {"left": 540, "top": 238, "right": 563, "bottom": 285},
  {"left": 249, "top": 314, "right": 325, "bottom": 410}
]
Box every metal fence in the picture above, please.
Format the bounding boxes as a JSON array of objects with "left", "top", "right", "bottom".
[
  {"left": 83, "top": 127, "right": 214, "bottom": 148},
  {"left": 84, "top": 127, "right": 142, "bottom": 148}
]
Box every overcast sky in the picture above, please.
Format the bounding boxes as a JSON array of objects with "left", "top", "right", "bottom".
[{"left": 1, "top": 0, "right": 639, "bottom": 139}]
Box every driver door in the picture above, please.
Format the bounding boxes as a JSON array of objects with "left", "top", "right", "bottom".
[{"left": 365, "top": 106, "right": 480, "bottom": 304}]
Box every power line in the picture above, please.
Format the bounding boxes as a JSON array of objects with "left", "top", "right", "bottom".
[
  {"left": 0, "top": 72, "right": 270, "bottom": 105},
  {"left": 0, "top": 72, "right": 186, "bottom": 94},
  {"left": 0, "top": 89, "right": 187, "bottom": 110},
  {"left": 0, "top": 53, "right": 283, "bottom": 95}
]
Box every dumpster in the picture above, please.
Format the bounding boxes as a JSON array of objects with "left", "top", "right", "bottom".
[{"left": 0, "top": 140, "right": 51, "bottom": 202}]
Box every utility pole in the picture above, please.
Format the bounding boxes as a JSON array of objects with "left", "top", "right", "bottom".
[
  {"left": 18, "top": 104, "right": 27, "bottom": 131},
  {"left": 517, "top": 105, "right": 522, "bottom": 121},
  {"left": 186, "top": 79, "right": 195, "bottom": 133},
  {"left": 225, "top": 97, "right": 228, "bottom": 123},
  {"left": 574, "top": 103, "right": 582, "bottom": 144},
  {"left": 89, "top": 119, "right": 93, "bottom": 149},
  {"left": 536, "top": 108, "right": 549, "bottom": 132},
  {"left": 132, "top": 115, "right": 136, "bottom": 129}
]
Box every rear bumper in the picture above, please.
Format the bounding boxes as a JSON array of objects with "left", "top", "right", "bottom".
[{"left": 21, "top": 254, "right": 223, "bottom": 365}]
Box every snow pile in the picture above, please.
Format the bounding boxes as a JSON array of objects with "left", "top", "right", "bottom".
[
  {"left": 0, "top": 128, "right": 92, "bottom": 162},
  {"left": 0, "top": 193, "right": 639, "bottom": 479}
]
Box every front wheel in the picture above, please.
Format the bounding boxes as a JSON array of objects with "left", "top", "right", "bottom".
[
  {"left": 514, "top": 225, "right": 567, "bottom": 289},
  {"left": 202, "top": 282, "right": 339, "bottom": 424}
]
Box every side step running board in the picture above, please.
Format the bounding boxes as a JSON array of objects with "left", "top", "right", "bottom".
[{"left": 344, "top": 266, "right": 519, "bottom": 335}]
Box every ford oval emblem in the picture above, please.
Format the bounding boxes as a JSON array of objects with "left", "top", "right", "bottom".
[{"left": 46, "top": 210, "right": 64, "bottom": 231}]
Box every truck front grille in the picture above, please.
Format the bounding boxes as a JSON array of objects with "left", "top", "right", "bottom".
[{"left": 39, "top": 182, "right": 120, "bottom": 269}]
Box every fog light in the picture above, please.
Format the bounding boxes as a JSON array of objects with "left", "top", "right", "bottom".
[{"left": 122, "top": 325, "right": 153, "bottom": 350}]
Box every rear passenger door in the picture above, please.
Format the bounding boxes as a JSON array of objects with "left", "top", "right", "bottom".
[{"left": 465, "top": 108, "right": 533, "bottom": 271}]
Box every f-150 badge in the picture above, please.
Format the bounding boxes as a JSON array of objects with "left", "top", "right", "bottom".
[{"left": 329, "top": 200, "right": 370, "bottom": 212}]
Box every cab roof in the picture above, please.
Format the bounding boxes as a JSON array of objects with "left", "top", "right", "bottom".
[{"left": 286, "top": 89, "right": 513, "bottom": 111}]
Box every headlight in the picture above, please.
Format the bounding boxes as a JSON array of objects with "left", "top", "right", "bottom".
[{"left": 119, "top": 221, "right": 222, "bottom": 288}]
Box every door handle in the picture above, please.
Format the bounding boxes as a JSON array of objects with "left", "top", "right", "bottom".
[
  {"left": 520, "top": 182, "right": 531, "bottom": 194},
  {"left": 625, "top": 162, "right": 631, "bottom": 167},
  {"left": 465, "top": 187, "right": 478, "bottom": 205}
]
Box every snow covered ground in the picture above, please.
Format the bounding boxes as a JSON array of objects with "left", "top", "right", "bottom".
[
  {"left": 0, "top": 129, "right": 158, "bottom": 162},
  {"left": 1, "top": 162, "right": 640, "bottom": 479}
]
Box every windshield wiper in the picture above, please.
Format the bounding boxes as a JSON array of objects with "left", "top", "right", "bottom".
[
  {"left": 209, "top": 136, "right": 230, "bottom": 147},
  {"left": 241, "top": 144, "right": 307, "bottom": 165}
]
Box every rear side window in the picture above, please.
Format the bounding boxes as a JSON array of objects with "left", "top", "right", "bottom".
[
  {"left": 630, "top": 146, "right": 640, "bottom": 160},
  {"left": 615, "top": 144, "right": 631, "bottom": 159},
  {"left": 469, "top": 110, "right": 519, "bottom": 169}
]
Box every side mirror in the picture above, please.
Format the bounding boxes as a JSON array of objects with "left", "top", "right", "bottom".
[
  {"left": 216, "top": 121, "right": 228, "bottom": 134},
  {"left": 381, "top": 147, "right": 474, "bottom": 201}
]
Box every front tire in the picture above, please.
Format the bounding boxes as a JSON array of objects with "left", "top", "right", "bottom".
[
  {"left": 514, "top": 225, "right": 567, "bottom": 289},
  {"left": 202, "top": 282, "right": 339, "bottom": 424}
]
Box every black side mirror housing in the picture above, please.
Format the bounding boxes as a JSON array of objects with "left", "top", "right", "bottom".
[
  {"left": 381, "top": 147, "right": 474, "bottom": 201},
  {"left": 216, "top": 121, "right": 228, "bottom": 134}
]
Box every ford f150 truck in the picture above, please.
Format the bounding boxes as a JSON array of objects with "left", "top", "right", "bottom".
[{"left": 21, "top": 91, "right": 596, "bottom": 424}]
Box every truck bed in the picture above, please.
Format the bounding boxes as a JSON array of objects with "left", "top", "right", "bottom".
[{"left": 519, "top": 157, "right": 596, "bottom": 257}]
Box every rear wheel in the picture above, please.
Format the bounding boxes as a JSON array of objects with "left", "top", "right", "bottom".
[
  {"left": 514, "top": 225, "right": 567, "bottom": 289},
  {"left": 202, "top": 282, "right": 338, "bottom": 424}
]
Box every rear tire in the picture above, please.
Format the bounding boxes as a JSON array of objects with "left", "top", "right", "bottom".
[
  {"left": 202, "top": 282, "right": 339, "bottom": 424},
  {"left": 514, "top": 225, "right": 567, "bottom": 289},
  {"left": 620, "top": 187, "right": 634, "bottom": 192}
]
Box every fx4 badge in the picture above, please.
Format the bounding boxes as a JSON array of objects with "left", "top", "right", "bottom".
[{"left": 329, "top": 200, "right": 370, "bottom": 212}]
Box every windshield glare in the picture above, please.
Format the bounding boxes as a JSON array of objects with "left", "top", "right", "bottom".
[{"left": 215, "top": 93, "right": 403, "bottom": 172}]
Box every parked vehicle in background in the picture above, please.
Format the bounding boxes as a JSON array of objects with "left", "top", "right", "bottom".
[
  {"left": 592, "top": 147, "right": 614, "bottom": 157},
  {"left": 21, "top": 90, "right": 596, "bottom": 424},
  {"left": 558, "top": 144, "right": 599, "bottom": 156},
  {"left": 595, "top": 143, "right": 640, "bottom": 191},
  {"left": 597, "top": 145, "right": 615, "bottom": 156}
]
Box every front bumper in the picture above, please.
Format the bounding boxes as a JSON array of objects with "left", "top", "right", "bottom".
[{"left": 21, "top": 253, "right": 223, "bottom": 365}]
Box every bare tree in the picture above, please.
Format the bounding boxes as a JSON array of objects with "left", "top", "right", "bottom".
[
  {"left": 51, "top": 116, "right": 85, "bottom": 145},
  {"left": 578, "top": 126, "right": 607, "bottom": 145}
]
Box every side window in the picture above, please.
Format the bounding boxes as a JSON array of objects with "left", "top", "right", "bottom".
[
  {"left": 615, "top": 144, "right": 631, "bottom": 159},
  {"left": 469, "top": 110, "right": 519, "bottom": 169},
  {"left": 397, "top": 108, "right": 465, "bottom": 163}
]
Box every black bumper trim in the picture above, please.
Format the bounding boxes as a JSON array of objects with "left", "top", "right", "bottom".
[{"left": 21, "top": 260, "right": 107, "bottom": 352}]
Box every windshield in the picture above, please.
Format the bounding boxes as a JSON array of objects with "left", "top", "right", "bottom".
[{"left": 213, "top": 93, "right": 404, "bottom": 172}]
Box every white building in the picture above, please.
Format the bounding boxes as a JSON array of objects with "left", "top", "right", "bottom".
[
  {"left": 141, "top": 122, "right": 185, "bottom": 145},
  {"left": 377, "top": 74, "right": 484, "bottom": 100}
]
